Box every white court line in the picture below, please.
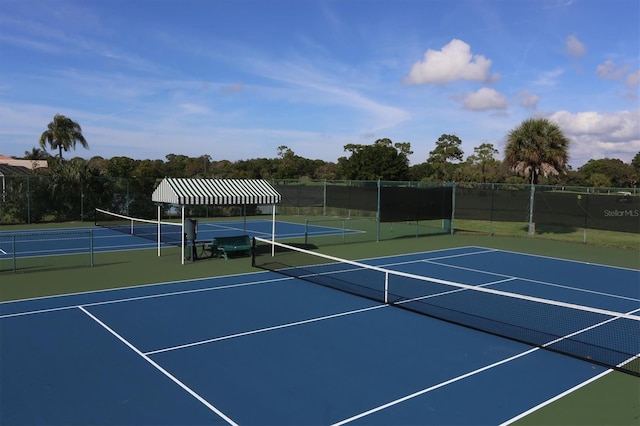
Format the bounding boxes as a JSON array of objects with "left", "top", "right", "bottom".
[
  {"left": 332, "top": 346, "right": 542, "bottom": 425},
  {"left": 145, "top": 304, "right": 386, "bottom": 355},
  {"left": 492, "top": 246, "right": 640, "bottom": 272},
  {"left": 423, "top": 259, "right": 640, "bottom": 302},
  {"left": 499, "top": 369, "right": 612, "bottom": 426},
  {"left": 0, "top": 276, "right": 290, "bottom": 319},
  {"left": 501, "top": 347, "right": 640, "bottom": 426},
  {"left": 78, "top": 306, "right": 239, "bottom": 426},
  {"left": 364, "top": 248, "right": 498, "bottom": 272},
  {"left": 144, "top": 276, "right": 516, "bottom": 355},
  {"left": 0, "top": 246, "right": 483, "bottom": 307},
  {"left": 201, "top": 220, "right": 279, "bottom": 239},
  {"left": 333, "top": 304, "right": 640, "bottom": 425}
]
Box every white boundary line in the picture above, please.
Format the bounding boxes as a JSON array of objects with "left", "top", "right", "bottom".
[
  {"left": 332, "top": 302, "right": 640, "bottom": 425},
  {"left": 78, "top": 306, "right": 239, "bottom": 426},
  {"left": 0, "top": 276, "right": 290, "bottom": 319},
  {"left": 143, "top": 274, "right": 515, "bottom": 355},
  {"left": 145, "top": 304, "right": 386, "bottom": 355},
  {"left": 3, "top": 244, "right": 635, "bottom": 424},
  {"left": 499, "top": 369, "right": 613, "bottom": 425},
  {"left": 0, "top": 246, "right": 487, "bottom": 306},
  {"left": 485, "top": 246, "right": 640, "bottom": 272},
  {"left": 332, "top": 346, "right": 542, "bottom": 425},
  {"left": 422, "top": 259, "right": 640, "bottom": 303}
]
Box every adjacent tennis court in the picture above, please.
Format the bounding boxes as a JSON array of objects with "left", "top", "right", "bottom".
[
  {"left": 0, "top": 218, "right": 344, "bottom": 256},
  {"left": 1, "top": 225, "right": 638, "bottom": 425},
  {"left": 0, "top": 218, "right": 363, "bottom": 273}
]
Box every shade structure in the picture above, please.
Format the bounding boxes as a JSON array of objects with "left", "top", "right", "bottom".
[
  {"left": 151, "top": 178, "right": 281, "bottom": 264},
  {"left": 152, "top": 178, "right": 281, "bottom": 206}
]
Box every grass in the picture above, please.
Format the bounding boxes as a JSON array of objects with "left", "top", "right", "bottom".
[
  {"left": 453, "top": 219, "right": 640, "bottom": 250},
  {"left": 1, "top": 225, "right": 638, "bottom": 425}
]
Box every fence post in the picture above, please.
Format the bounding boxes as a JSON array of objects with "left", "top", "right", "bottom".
[
  {"left": 90, "top": 229, "right": 94, "bottom": 267},
  {"left": 376, "top": 180, "right": 381, "bottom": 242},
  {"left": 27, "top": 176, "right": 31, "bottom": 224},
  {"left": 12, "top": 234, "right": 16, "bottom": 273},
  {"left": 323, "top": 179, "right": 327, "bottom": 216},
  {"left": 528, "top": 183, "right": 536, "bottom": 236}
]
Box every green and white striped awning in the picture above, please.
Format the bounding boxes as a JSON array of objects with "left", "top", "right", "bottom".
[{"left": 151, "top": 178, "right": 281, "bottom": 205}]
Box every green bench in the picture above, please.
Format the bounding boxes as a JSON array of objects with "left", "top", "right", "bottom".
[{"left": 210, "top": 235, "right": 252, "bottom": 260}]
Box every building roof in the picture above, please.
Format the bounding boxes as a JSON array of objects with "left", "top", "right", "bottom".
[
  {"left": 0, "top": 155, "right": 48, "bottom": 171},
  {"left": 151, "top": 178, "right": 281, "bottom": 205},
  {"left": 0, "top": 164, "right": 32, "bottom": 175}
]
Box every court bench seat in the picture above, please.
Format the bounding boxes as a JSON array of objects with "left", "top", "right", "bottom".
[{"left": 207, "top": 235, "right": 252, "bottom": 260}]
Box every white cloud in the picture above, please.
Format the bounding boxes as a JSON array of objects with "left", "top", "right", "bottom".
[
  {"left": 596, "top": 59, "right": 629, "bottom": 80},
  {"left": 564, "top": 34, "right": 586, "bottom": 58},
  {"left": 533, "top": 68, "right": 564, "bottom": 86},
  {"left": 404, "top": 39, "right": 499, "bottom": 85},
  {"left": 462, "top": 88, "right": 508, "bottom": 111},
  {"left": 516, "top": 89, "right": 540, "bottom": 109},
  {"left": 548, "top": 110, "right": 640, "bottom": 164},
  {"left": 178, "top": 103, "right": 211, "bottom": 115},
  {"left": 625, "top": 70, "right": 640, "bottom": 89}
]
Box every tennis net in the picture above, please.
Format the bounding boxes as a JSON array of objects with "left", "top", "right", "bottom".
[
  {"left": 252, "top": 236, "right": 640, "bottom": 376},
  {"left": 0, "top": 230, "right": 94, "bottom": 273},
  {"left": 94, "top": 208, "right": 183, "bottom": 247}
]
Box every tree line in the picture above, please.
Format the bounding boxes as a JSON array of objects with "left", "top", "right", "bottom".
[
  {"left": 2, "top": 114, "right": 638, "bottom": 224},
  {"left": 25, "top": 114, "right": 639, "bottom": 188}
]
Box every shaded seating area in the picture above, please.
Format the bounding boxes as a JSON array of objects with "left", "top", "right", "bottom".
[{"left": 151, "top": 178, "right": 281, "bottom": 264}]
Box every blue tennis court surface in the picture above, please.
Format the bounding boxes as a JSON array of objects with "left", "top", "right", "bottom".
[
  {"left": 1, "top": 246, "right": 638, "bottom": 425},
  {"left": 0, "top": 219, "right": 357, "bottom": 258}
]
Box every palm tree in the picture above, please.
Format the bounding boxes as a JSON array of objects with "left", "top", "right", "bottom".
[
  {"left": 23, "top": 147, "right": 51, "bottom": 160},
  {"left": 504, "top": 118, "right": 570, "bottom": 184},
  {"left": 39, "top": 114, "right": 89, "bottom": 159}
]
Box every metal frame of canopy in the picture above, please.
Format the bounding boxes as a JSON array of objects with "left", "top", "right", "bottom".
[{"left": 151, "top": 178, "right": 281, "bottom": 264}]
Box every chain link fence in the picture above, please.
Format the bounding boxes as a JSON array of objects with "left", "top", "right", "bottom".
[{"left": 2, "top": 175, "right": 637, "bottom": 247}]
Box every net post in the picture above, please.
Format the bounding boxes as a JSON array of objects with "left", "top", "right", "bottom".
[
  {"left": 384, "top": 271, "right": 389, "bottom": 304},
  {"left": 251, "top": 237, "right": 256, "bottom": 266}
]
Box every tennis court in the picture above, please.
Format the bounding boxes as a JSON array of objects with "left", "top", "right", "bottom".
[
  {"left": 1, "top": 226, "right": 638, "bottom": 425},
  {"left": 0, "top": 218, "right": 359, "bottom": 260}
]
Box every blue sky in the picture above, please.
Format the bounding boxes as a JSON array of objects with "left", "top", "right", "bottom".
[{"left": 1, "top": 0, "right": 638, "bottom": 168}]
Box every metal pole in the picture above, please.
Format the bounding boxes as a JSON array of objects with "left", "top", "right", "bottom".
[
  {"left": 90, "top": 229, "right": 94, "bottom": 267},
  {"left": 450, "top": 182, "right": 456, "bottom": 235},
  {"left": 384, "top": 272, "right": 389, "bottom": 304},
  {"left": 181, "top": 206, "right": 185, "bottom": 265},
  {"left": 157, "top": 204, "right": 161, "bottom": 257},
  {"left": 272, "top": 204, "right": 276, "bottom": 257},
  {"left": 528, "top": 182, "right": 535, "bottom": 236},
  {"left": 12, "top": 234, "right": 16, "bottom": 273},
  {"left": 376, "top": 180, "right": 381, "bottom": 242},
  {"left": 323, "top": 179, "right": 327, "bottom": 216},
  {"left": 490, "top": 183, "right": 495, "bottom": 236},
  {"left": 27, "top": 176, "right": 31, "bottom": 224}
]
